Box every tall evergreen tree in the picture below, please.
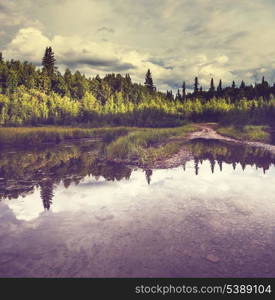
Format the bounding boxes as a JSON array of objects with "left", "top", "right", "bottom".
[
  {"left": 208, "top": 78, "right": 215, "bottom": 98},
  {"left": 232, "top": 80, "right": 236, "bottom": 89},
  {"left": 261, "top": 76, "right": 269, "bottom": 88},
  {"left": 209, "top": 78, "right": 215, "bottom": 92},
  {"left": 0, "top": 52, "right": 3, "bottom": 64},
  {"left": 240, "top": 80, "right": 245, "bottom": 89},
  {"left": 194, "top": 77, "right": 199, "bottom": 94},
  {"left": 144, "top": 69, "right": 155, "bottom": 92},
  {"left": 217, "top": 79, "right": 222, "bottom": 94},
  {"left": 42, "top": 47, "right": 56, "bottom": 75},
  {"left": 182, "top": 81, "right": 186, "bottom": 101}
]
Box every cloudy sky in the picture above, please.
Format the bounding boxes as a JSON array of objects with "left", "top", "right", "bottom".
[{"left": 1, "top": 0, "right": 275, "bottom": 91}]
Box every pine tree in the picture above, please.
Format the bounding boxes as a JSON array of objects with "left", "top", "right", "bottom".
[
  {"left": 182, "top": 81, "right": 186, "bottom": 101},
  {"left": 261, "top": 76, "right": 268, "bottom": 88},
  {"left": 0, "top": 52, "right": 3, "bottom": 64},
  {"left": 240, "top": 80, "right": 245, "bottom": 89},
  {"left": 217, "top": 79, "right": 222, "bottom": 94},
  {"left": 209, "top": 78, "right": 215, "bottom": 91},
  {"left": 261, "top": 76, "right": 269, "bottom": 99},
  {"left": 232, "top": 81, "right": 236, "bottom": 89},
  {"left": 166, "top": 90, "right": 174, "bottom": 101},
  {"left": 209, "top": 78, "right": 215, "bottom": 98},
  {"left": 194, "top": 77, "right": 199, "bottom": 94},
  {"left": 42, "top": 47, "right": 56, "bottom": 75},
  {"left": 144, "top": 69, "right": 155, "bottom": 92}
]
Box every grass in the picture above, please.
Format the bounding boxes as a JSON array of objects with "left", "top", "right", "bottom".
[
  {"left": 0, "top": 126, "right": 131, "bottom": 147},
  {"left": 217, "top": 125, "right": 270, "bottom": 143},
  {"left": 0, "top": 124, "right": 197, "bottom": 165},
  {"left": 106, "top": 124, "right": 196, "bottom": 164}
]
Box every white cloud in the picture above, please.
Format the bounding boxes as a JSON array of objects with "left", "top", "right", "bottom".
[{"left": 2, "top": 0, "right": 275, "bottom": 90}]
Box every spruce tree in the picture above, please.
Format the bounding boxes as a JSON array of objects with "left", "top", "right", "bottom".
[
  {"left": 232, "top": 81, "right": 236, "bottom": 89},
  {"left": 261, "top": 76, "right": 268, "bottom": 88},
  {"left": 42, "top": 47, "right": 56, "bottom": 75},
  {"left": 182, "top": 81, "right": 186, "bottom": 101},
  {"left": 209, "top": 78, "right": 215, "bottom": 92},
  {"left": 209, "top": 78, "right": 215, "bottom": 98},
  {"left": 0, "top": 52, "right": 3, "bottom": 64},
  {"left": 194, "top": 77, "right": 199, "bottom": 94},
  {"left": 217, "top": 79, "right": 222, "bottom": 93},
  {"left": 144, "top": 69, "right": 155, "bottom": 92},
  {"left": 240, "top": 80, "right": 245, "bottom": 89},
  {"left": 215, "top": 79, "right": 222, "bottom": 97}
]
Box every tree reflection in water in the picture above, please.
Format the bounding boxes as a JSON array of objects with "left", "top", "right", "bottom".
[
  {"left": 186, "top": 139, "right": 275, "bottom": 175},
  {"left": 1, "top": 138, "right": 275, "bottom": 209}
]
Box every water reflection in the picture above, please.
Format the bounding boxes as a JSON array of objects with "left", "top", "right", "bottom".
[
  {"left": 187, "top": 139, "right": 275, "bottom": 175},
  {"left": 39, "top": 180, "right": 54, "bottom": 211},
  {"left": 0, "top": 142, "right": 132, "bottom": 210},
  {"left": 1, "top": 160, "right": 275, "bottom": 277},
  {"left": 0, "top": 139, "right": 275, "bottom": 277},
  {"left": 1, "top": 139, "right": 275, "bottom": 209}
]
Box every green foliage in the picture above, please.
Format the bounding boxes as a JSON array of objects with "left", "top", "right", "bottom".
[
  {"left": 42, "top": 47, "right": 56, "bottom": 75},
  {"left": 144, "top": 69, "right": 155, "bottom": 93},
  {"left": 106, "top": 124, "right": 196, "bottom": 164},
  {"left": 1, "top": 50, "right": 275, "bottom": 127},
  {"left": 217, "top": 125, "right": 270, "bottom": 142},
  {"left": 0, "top": 126, "right": 132, "bottom": 147}
]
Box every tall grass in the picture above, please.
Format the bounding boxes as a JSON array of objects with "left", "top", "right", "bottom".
[
  {"left": 217, "top": 125, "right": 270, "bottom": 142},
  {"left": 106, "top": 124, "right": 196, "bottom": 164},
  {"left": 0, "top": 124, "right": 196, "bottom": 165},
  {"left": 0, "top": 126, "right": 131, "bottom": 147}
]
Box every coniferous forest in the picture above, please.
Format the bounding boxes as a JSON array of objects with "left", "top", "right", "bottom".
[{"left": 1, "top": 47, "right": 275, "bottom": 127}]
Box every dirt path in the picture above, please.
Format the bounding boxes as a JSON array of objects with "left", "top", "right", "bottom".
[
  {"left": 191, "top": 123, "right": 275, "bottom": 154},
  {"left": 189, "top": 124, "right": 236, "bottom": 142},
  {"left": 151, "top": 123, "right": 275, "bottom": 169}
]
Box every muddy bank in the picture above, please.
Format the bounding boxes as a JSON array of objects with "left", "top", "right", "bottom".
[
  {"left": 192, "top": 124, "right": 275, "bottom": 154},
  {"left": 137, "top": 124, "right": 275, "bottom": 169}
]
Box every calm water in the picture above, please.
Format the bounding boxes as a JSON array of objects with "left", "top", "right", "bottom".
[{"left": 0, "top": 139, "right": 275, "bottom": 277}]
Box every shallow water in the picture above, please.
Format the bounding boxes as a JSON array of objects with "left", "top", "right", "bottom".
[{"left": 0, "top": 139, "right": 275, "bottom": 277}]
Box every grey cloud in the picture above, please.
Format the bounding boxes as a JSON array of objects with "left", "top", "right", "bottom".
[
  {"left": 97, "top": 27, "right": 115, "bottom": 34},
  {"left": 2, "top": 0, "right": 275, "bottom": 91},
  {"left": 60, "top": 54, "right": 136, "bottom": 72},
  {"left": 147, "top": 58, "right": 174, "bottom": 70}
]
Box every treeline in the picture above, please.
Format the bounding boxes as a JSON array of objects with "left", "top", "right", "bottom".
[
  {"left": 1, "top": 48, "right": 275, "bottom": 127},
  {"left": 173, "top": 76, "right": 275, "bottom": 103}
]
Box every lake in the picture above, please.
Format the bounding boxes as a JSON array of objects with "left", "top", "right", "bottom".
[{"left": 0, "top": 139, "right": 275, "bottom": 277}]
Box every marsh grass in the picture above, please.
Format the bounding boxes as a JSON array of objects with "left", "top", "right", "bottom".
[
  {"left": 0, "top": 124, "right": 196, "bottom": 165},
  {"left": 217, "top": 125, "right": 270, "bottom": 142},
  {"left": 106, "top": 124, "right": 196, "bottom": 164},
  {"left": 0, "top": 126, "right": 131, "bottom": 147}
]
